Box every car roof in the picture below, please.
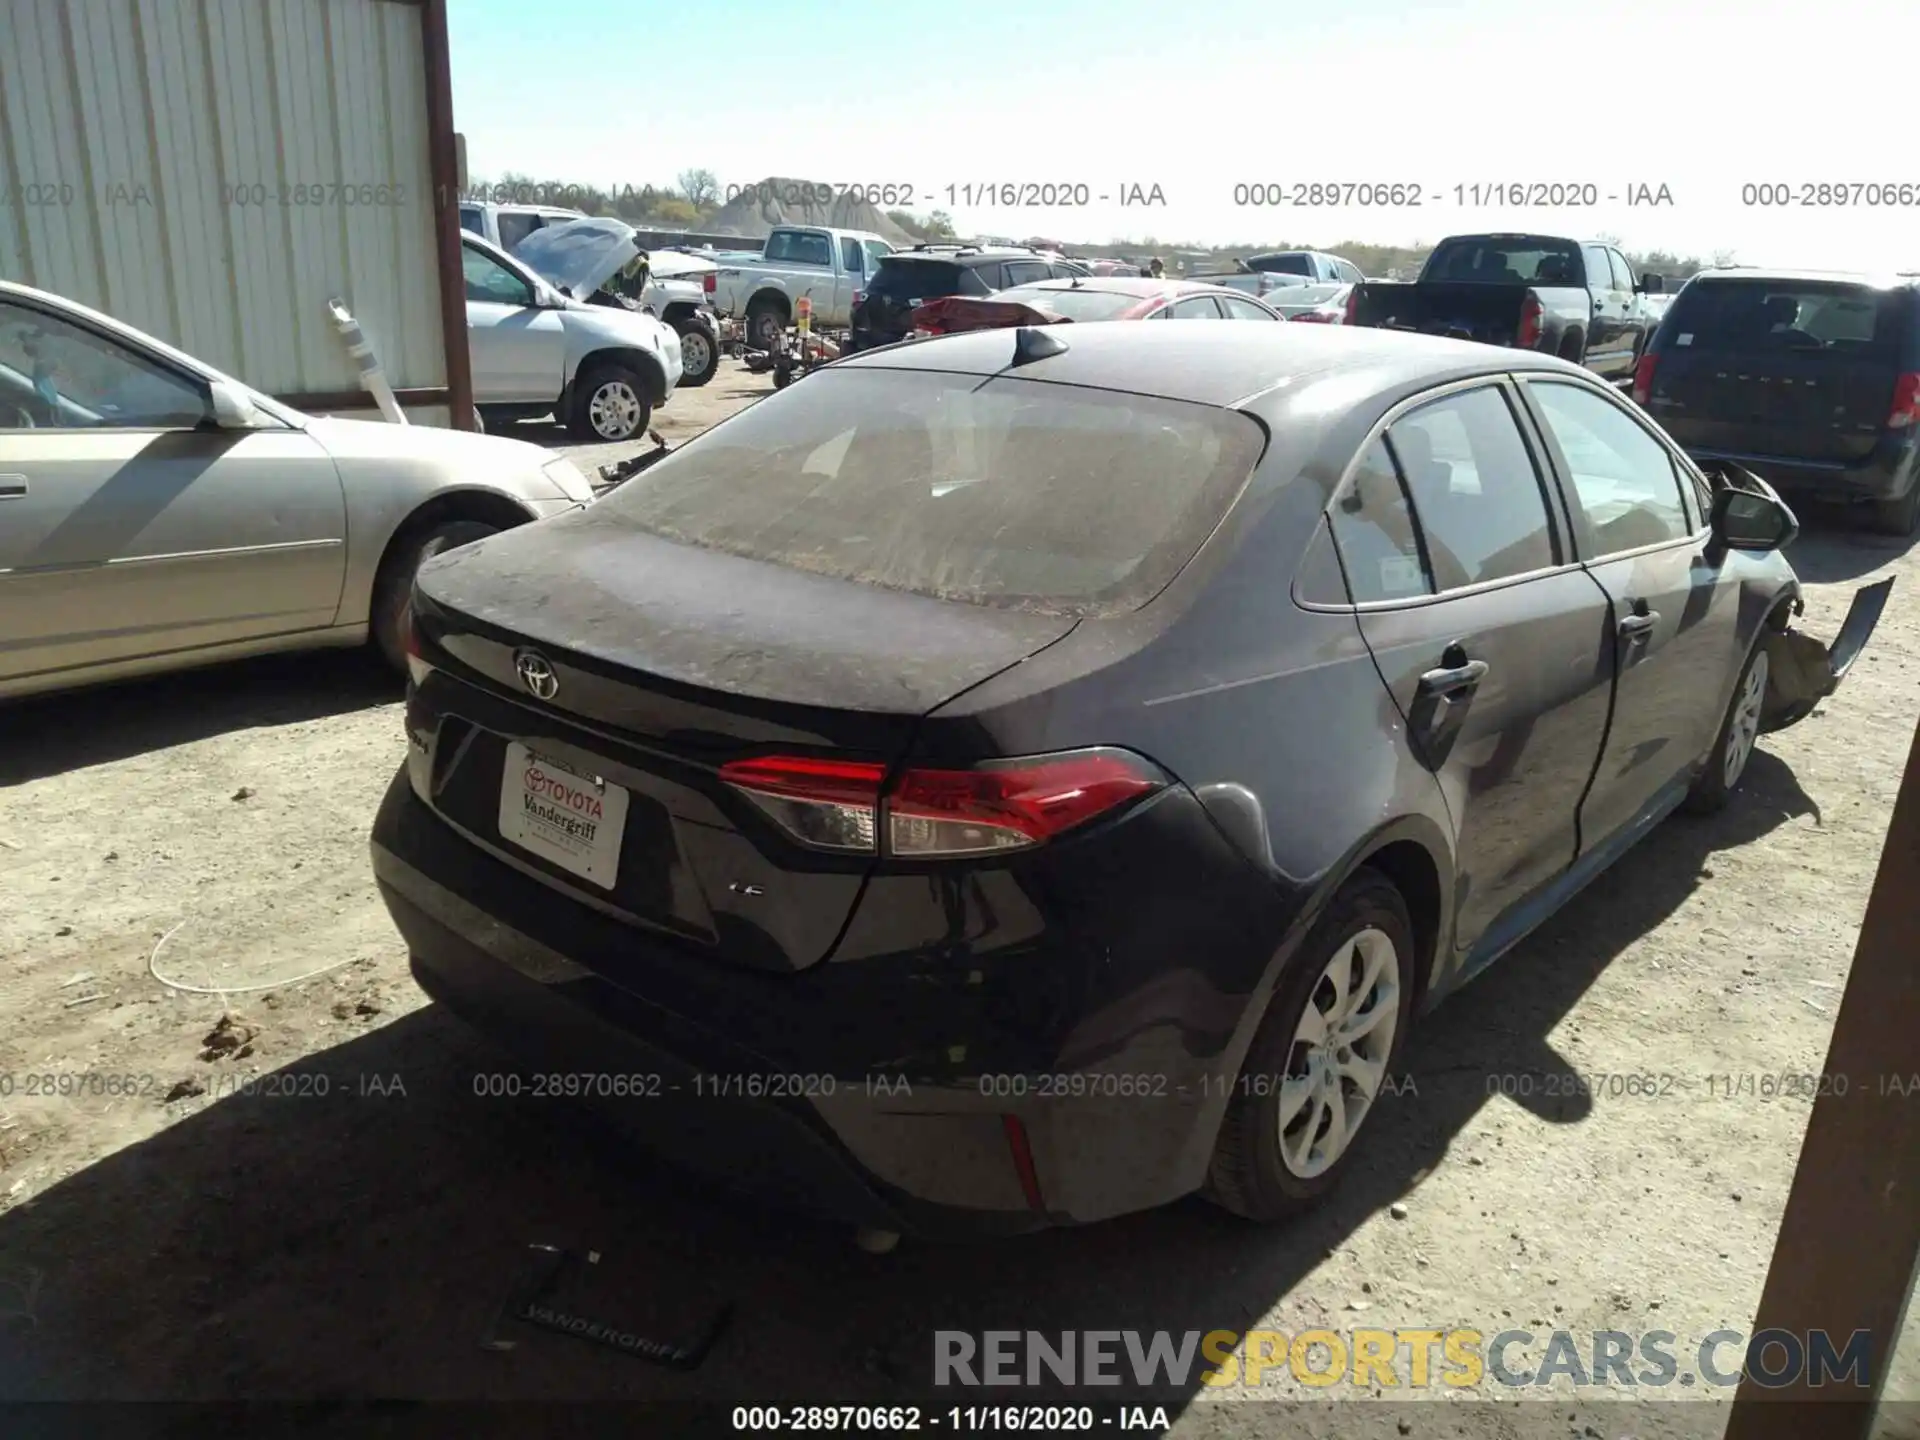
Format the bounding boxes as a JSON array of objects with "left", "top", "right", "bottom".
[
  {"left": 1684, "top": 267, "right": 1920, "bottom": 290},
  {"left": 1000, "top": 276, "right": 1250, "bottom": 300},
  {"left": 834, "top": 320, "right": 1586, "bottom": 408},
  {"left": 881, "top": 246, "right": 1059, "bottom": 266}
]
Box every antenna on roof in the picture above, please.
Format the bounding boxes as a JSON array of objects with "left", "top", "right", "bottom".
[{"left": 1009, "top": 327, "right": 1068, "bottom": 366}]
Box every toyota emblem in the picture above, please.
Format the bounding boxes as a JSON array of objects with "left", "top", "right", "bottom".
[{"left": 514, "top": 649, "right": 559, "bottom": 701}]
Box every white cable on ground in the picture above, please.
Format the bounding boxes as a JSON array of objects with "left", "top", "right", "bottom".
[{"left": 146, "top": 918, "right": 358, "bottom": 996}]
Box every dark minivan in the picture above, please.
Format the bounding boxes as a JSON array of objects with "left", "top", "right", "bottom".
[{"left": 1634, "top": 270, "right": 1920, "bottom": 535}]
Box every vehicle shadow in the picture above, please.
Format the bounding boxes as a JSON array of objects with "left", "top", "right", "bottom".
[
  {"left": 0, "top": 650, "right": 399, "bottom": 787},
  {"left": 1782, "top": 514, "right": 1916, "bottom": 584},
  {"left": 0, "top": 753, "right": 1814, "bottom": 1417}
]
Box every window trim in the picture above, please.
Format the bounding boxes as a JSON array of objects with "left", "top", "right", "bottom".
[
  {"left": 0, "top": 293, "right": 221, "bottom": 435},
  {"left": 1513, "top": 373, "right": 1708, "bottom": 564},
  {"left": 1296, "top": 373, "right": 1581, "bottom": 614}
]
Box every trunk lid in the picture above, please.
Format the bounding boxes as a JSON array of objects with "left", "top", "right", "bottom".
[
  {"left": 408, "top": 516, "right": 1076, "bottom": 972},
  {"left": 1645, "top": 279, "right": 1911, "bottom": 463}
]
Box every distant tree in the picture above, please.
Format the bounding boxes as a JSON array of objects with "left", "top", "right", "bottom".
[
  {"left": 677, "top": 169, "right": 719, "bottom": 208},
  {"left": 924, "top": 210, "right": 958, "bottom": 240},
  {"left": 887, "top": 209, "right": 930, "bottom": 241},
  {"left": 650, "top": 196, "right": 702, "bottom": 227}
]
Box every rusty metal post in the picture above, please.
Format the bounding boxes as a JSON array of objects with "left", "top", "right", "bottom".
[{"left": 1722, "top": 701, "right": 1920, "bottom": 1439}]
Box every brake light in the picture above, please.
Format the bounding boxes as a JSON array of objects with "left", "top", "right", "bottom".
[
  {"left": 702, "top": 272, "right": 716, "bottom": 294},
  {"left": 403, "top": 614, "right": 430, "bottom": 686},
  {"left": 717, "top": 748, "right": 1166, "bottom": 858},
  {"left": 1889, "top": 372, "right": 1920, "bottom": 428},
  {"left": 1343, "top": 287, "right": 1360, "bottom": 325},
  {"left": 1517, "top": 293, "right": 1544, "bottom": 350},
  {"left": 1632, "top": 353, "right": 1657, "bottom": 406}
]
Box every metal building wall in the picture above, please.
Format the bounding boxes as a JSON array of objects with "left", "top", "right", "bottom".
[{"left": 0, "top": 0, "right": 453, "bottom": 413}]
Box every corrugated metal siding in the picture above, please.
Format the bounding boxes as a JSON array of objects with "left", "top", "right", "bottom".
[{"left": 0, "top": 0, "right": 445, "bottom": 397}]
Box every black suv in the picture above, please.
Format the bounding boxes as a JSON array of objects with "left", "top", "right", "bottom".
[
  {"left": 847, "top": 245, "right": 1090, "bottom": 352},
  {"left": 1635, "top": 269, "right": 1920, "bottom": 534}
]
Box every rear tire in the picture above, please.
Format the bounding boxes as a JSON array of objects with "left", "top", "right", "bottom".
[
  {"left": 1205, "top": 868, "right": 1415, "bottom": 1223},
  {"left": 566, "top": 361, "right": 653, "bottom": 443},
  {"left": 675, "top": 322, "right": 719, "bottom": 387},
  {"left": 371, "top": 519, "right": 499, "bottom": 673},
  {"left": 746, "top": 298, "right": 788, "bottom": 352},
  {"left": 1869, "top": 479, "right": 1920, "bottom": 537},
  {"left": 1683, "top": 640, "right": 1771, "bottom": 814}
]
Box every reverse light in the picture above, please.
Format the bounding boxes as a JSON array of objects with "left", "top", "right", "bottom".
[
  {"left": 1888, "top": 372, "right": 1920, "bottom": 428},
  {"left": 717, "top": 748, "right": 1166, "bottom": 858},
  {"left": 1632, "top": 353, "right": 1658, "bottom": 407},
  {"left": 1517, "top": 293, "right": 1544, "bottom": 350}
]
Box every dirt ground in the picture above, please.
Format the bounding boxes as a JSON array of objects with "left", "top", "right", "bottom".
[{"left": 1, "top": 358, "right": 1916, "bottom": 1435}]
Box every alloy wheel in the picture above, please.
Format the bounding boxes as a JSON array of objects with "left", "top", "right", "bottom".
[
  {"left": 1278, "top": 927, "right": 1402, "bottom": 1179},
  {"left": 1723, "top": 649, "right": 1770, "bottom": 789},
  {"left": 589, "top": 381, "right": 643, "bottom": 441}
]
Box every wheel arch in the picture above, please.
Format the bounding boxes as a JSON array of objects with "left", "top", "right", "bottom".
[
  {"left": 365, "top": 485, "right": 541, "bottom": 618},
  {"left": 566, "top": 345, "right": 669, "bottom": 408}
]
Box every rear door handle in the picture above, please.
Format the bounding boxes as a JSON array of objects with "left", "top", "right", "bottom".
[
  {"left": 0, "top": 475, "right": 26, "bottom": 499},
  {"left": 1417, "top": 658, "right": 1490, "bottom": 697},
  {"left": 1618, "top": 611, "right": 1659, "bottom": 640}
]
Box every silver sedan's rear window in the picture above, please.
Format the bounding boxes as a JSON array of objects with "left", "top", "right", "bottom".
[{"left": 597, "top": 367, "right": 1267, "bottom": 617}]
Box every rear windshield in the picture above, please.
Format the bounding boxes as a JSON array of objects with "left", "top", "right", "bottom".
[
  {"left": 991, "top": 285, "right": 1147, "bottom": 320},
  {"left": 868, "top": 259, "right": 982, "bottom": 302},
  {"left": 1424, "top": 237, "right": 1582, "bottom": 285},
  {"left": 1662, "top": 280, "right": 1909, "bottom": 360},
  {"left": 1249, "top": 254, "right": 1313, "bottom": 276},
  {"left": 596, "top": 368, "right": 1267, "bottom": 617}
]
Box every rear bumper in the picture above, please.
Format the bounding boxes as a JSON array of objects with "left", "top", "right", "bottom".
[
  {"left": 370, "top": 765, "right": 1262, "bottom": 1234},
  {"left": 1686, "top": 437, "right": 1919, "bottom": 507}
]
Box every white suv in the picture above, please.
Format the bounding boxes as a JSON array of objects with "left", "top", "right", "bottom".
[{"left": 461, "top": 232, "right": 682, "bottom": 443}]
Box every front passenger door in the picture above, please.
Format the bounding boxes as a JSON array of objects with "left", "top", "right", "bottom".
[
  {"left": 1518, "top": 377, "right": 1743, "bottom": 852},
  {"left": 0, "top": 298, "right": 346, "bottom": 682},
  {"left": 1581, "top": 244, "right": 1626, "bottom": 373},
  {"left": 462, "top": 242, "right": 567, "bottom": 405}
]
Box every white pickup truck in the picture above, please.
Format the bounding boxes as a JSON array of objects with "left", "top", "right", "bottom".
[{"left": 710, "top": 226, "right": 895, "bottom": 348}]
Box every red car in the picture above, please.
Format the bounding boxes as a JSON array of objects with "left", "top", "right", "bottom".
[{"left": 909, "top": 276, "right": 1285, "bottom": 336}]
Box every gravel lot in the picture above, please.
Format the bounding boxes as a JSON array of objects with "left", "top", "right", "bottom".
[{"left": 1, "top": 357, "right": 1915, "bottom": 1435}]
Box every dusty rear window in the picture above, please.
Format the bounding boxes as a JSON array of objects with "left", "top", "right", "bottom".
[
  {"left": 1663, "top": 280, "right": 1908, "bottom": 360},
  {"left": 597, "top": 367, "right": 1267, "bottom": 617}
]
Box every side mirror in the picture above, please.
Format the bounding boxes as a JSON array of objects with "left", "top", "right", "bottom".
[
  {"left": 207, "top": 380, "right": 260, "bottom": 429},
  {"left": 1710, "top": 484, "right": 1798, "bottom": 553},
  {"left": 1639, "top": 273, "right": 1665, "bottom": 294}
]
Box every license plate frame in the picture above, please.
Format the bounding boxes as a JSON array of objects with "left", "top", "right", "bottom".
[{"left": 498, "top": 742, "right": 629, "bottom": 890}]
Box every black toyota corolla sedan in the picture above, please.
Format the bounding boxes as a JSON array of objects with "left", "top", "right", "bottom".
[{"left": 371, "top": 323, "right": 1888, "bottom": 1238}]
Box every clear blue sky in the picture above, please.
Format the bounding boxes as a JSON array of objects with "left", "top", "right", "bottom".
[{"left": 450, "top": 0, "right": 1915, "bottom": 270}]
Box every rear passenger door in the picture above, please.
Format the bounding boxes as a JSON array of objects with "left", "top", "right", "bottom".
[
  {"left": 1517, "top": 376, "right": 1744, "bottom": 853},
  {"left": 1003, "top": 260, "right": 1052, "bottom": 287},
  {"left": 1332, "top": 380, "right": 1617, "bottom": 966}
]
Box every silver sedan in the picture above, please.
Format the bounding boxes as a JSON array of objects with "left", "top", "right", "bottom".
[{"left": 0, "top": 280, "right": 595, "bottom": 701}]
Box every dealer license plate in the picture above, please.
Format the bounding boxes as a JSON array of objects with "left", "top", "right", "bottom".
[{"left": 497, "top": 742, "right": 628, "bottom": 889}]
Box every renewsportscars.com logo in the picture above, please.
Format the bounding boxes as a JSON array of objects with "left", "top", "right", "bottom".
[{"left": 932, "top": 1328, "right": 1876, "bottom": 1391}]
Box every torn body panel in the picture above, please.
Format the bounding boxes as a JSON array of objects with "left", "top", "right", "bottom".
[{"left": 1761, "top": 578, "right": 1894, "bottom": 732}]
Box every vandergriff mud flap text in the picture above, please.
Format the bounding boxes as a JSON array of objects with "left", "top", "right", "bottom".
[{"left": 1761, "top": 578, "right": 1894, "bottom": 732}]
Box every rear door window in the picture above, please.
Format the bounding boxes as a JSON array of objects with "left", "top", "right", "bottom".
[
  {"left": 841, "top": 237, "right": 867, "bottom": 276},
  {"left": 597, "top": 369, "right": 1267, "bottom": 617},
  {"left": 1607, "top": 249, "right": 1636, "bottom": 292},
  {"left": 1220, "top": 296, "right": 1279, "bottom": 321},
  {"left": 1386, "top": 385, "right": 1557, "bottom": 589},
  {"left": 1168, "top": 296, "right": 1226, "bottom": 318},
  {"left": 1330, "top": 438, "right": 1431, "bottom": 602},
  {"left": 1526, "top": 381, "right": 1693, "bottom": 554},
  {"left": 1582, "top": 246, "right": 1614, "bottom": 292},
  {"left": 1003, "top": 260, "right": 1051, "bottom": 286}
]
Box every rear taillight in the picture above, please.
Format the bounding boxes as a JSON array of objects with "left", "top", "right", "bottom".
[
  {"left": 1632, "top": 353, "right": 1657, "bottom": 406},
  {"left": 403, "top": 615, "right": 430, "bottom": 687},
  {"left": 702, "top": 272, "right": 716, "bottom": 294},
  {"left": 1342, "top": 288, "right": 1360, "bottom": 325},
  {"left": 718, "top": 748, "right": 1165, "bottom": 859},
  {"left": 1517, "top": 294, "right": 1544, "bottom": 350},
  {"left": 1888, "top": 372, "right": 1920, "bottom": 428}
]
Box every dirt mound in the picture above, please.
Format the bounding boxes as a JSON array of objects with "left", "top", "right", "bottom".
[{"left": 710, "top": 177, "right": 916, "bottom": 244}]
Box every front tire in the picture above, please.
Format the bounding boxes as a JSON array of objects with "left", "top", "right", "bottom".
[
  {"left": 1205, "top": 868, "right": 1416, "bottom": 1222},
  {"left": 567, "top": 362, "right": 653, "bottom": 443},
  {"left": 1684, "top": 641, "right": 1771, "bottom": 814},
  {"left": 371, "top": 519, "right": 499, "bottom": 673}
]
